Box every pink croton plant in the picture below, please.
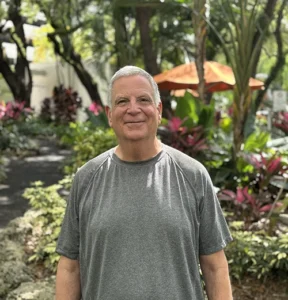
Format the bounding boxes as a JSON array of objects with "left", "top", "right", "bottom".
[
  {"left": 0, "top": 101, "right": 32, "bottom": 121},
  {"left": 166, "top": 117, "right": 209, "bottom": 155},
  {"left": 218, "top": 153, "right": 287, "bottom": 220}
]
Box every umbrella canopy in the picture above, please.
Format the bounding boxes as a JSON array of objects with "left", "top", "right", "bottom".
[{"left": 154, "top": 61, "right": 264, "bottom": 92}]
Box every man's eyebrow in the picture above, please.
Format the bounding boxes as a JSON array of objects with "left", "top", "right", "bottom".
[
  {"left": 137, "top": 94, "right": 153, "bottom": 99},
  {"left": 115, "top": 96, "right": 128, "bottom": 101}
]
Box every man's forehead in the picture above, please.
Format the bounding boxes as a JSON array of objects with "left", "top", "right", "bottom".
[
  {"left": 112, "top": 75, "right": 151, "bottom": 87},
  {"left": 112, "top": 75, "right": 153, "bottom": 98}
]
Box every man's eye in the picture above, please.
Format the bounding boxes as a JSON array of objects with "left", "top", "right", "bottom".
[
  {"left": 116, "top": 99, "right": 127, "bottom": 105},
  {"left": 139, "top": 98, "right": 150, "bottom": 102}
]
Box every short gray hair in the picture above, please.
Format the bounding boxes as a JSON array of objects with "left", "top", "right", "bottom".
[{"left": 107, "top": 66, "right": 161, "bottom": 107}]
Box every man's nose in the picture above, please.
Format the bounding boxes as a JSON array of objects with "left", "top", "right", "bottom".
[{"left": 127, "top": 99, "right": 140, "bottom": 113}]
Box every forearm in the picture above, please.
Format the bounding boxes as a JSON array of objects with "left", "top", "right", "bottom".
[
  {"left": 201, "top": 264, "right": 233, "bottom": 300},
  {"left": 56, "top": 257, "right": 81, "bottom": 300},
  {"left": 200, "top": 250, "right": 233, "bottom": 300}
]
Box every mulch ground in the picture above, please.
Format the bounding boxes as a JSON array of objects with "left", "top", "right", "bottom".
[{"left": 232, "top": 276, "right": 288, "bottom": 299}]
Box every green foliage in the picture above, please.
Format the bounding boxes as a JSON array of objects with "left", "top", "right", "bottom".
[
  {"left": 174, "top": 92, "right": 215, "bottom": 133},
  {"left": 0, "top": 154, "right": 7, "bottom": 183},
  {"left": 17, "top": 116, "right": 56, "bottom": 137},
  {"left": 227, "top": 227, "right": 288, "bottom": 280},
  {"left": 60, "top": 122, "right": 117, "bottom": 174},
  {"left": 0, "top": 123, "right": 38, "bottom": 154},
  {"left": 0, "top": 116, "right": 56, "bottom": 154},
  {"left": 243, "top": 130, "right": 270, "bottom": 152},
  {"left": 85, "top": 108, "right": 109, "bottom": 128},
  {"left": 22, "top": 177, "right": 73, "bottom": 272}
]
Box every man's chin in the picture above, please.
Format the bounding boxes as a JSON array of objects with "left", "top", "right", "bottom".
[{"left": 122, "top": 133, "right": 147, "bottom": 142}]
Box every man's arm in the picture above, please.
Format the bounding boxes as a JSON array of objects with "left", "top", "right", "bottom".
[
  {"left": 199, "top": 249, "right": 233, "bottom": 300},
  {"left": 56, "top": 256, "right": 81, "bottom": 300}
]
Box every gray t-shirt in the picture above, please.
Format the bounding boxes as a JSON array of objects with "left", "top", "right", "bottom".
[{"left": 56, "top": 144, "right": 232, "bottom": 300}]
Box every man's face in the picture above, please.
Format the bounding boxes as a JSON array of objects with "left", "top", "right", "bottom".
[{"left": 106, "top": 75, "right": 162, "bottom": 143}]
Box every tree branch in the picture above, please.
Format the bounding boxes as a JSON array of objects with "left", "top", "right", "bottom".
[
  {"left": 251, "top": 0, "right": 277, "bottom": 77},
  {"left": 254, "top": 0, "right": 288, "bottom": 111}
]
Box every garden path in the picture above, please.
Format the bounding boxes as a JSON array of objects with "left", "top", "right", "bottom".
[{"left": 0, "top": 138, "right": 71, "bottom": 228}]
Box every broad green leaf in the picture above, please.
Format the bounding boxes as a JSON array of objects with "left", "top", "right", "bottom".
[
  {"left": 244, "top": 131, "right": 270, "bottom": 152},
  {"left": 175, "top": 92, "right": 201, "bottom": 128}
]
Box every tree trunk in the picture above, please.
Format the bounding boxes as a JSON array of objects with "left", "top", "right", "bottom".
[
  {"left": 0, "top": 53, "right": 28, "bottom": 102},
  {"left": 135, "top": 7, "right": 172, "bottom": 116},
  {"left": 192, "top": 0, "right": 207, "bottom": 104},
  {"left": 0, "top": 0, "right": 33, "bottom": 106},
  {"left": 233, "top": 89, "right": 252, "bottom": 160},
  {"left": 253, "top": 0, "right": 287, "bottom": 113},
  {"left": 48, "top": 33, "right": 103, "bottom": 106},
  {"left": 113, "top": 7, "right": 134, "bottom": 68},
  {"left": 251, "top": 0, "right": 278, "bottom": 77},
  {"left": 135, "top": 7, "right": 160, "bottom": 76}
]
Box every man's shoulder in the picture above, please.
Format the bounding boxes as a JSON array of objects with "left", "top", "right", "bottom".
[
  {"left": 75, "top": 148, "right": 112, "bottom": 179},
  {"left": 162, "top": 144, "right": 206, "bottom": 174}
]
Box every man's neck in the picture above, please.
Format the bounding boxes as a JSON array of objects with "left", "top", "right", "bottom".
[{"left": 115, "top": 138, "right": 162, "bottom": 162}]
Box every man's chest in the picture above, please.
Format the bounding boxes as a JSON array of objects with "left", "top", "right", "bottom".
[{"left": 78, "top": 166, "right": 199, "bottom": 244}]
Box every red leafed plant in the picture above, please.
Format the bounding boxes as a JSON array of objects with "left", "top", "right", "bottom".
[
  {"left": 159, "top": 117, "right": 209, "bottom": 158},
  {"left": 40, "top": 85, "right": 82, "bottom": 124},
  {"left": 218, "top": 153, "right": 288, "bottom": 228}
]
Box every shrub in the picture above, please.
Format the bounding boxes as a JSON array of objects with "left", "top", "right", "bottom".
[
  {"left": 0, "top": 101, "right": 56, "bottom": 154},
  {"left": 22, "top": 176, "right": 73, "bottom": 272},
  {"left": 0, "top": 123, "right": 38, "bottom": 154},
  {"left": 226, "top": 225, "right": 288, "bottom": 281},
  {"left": 17, "top": 116, "right": 56, "bottom": 137},
  {"left": 0, "top": 154, "right": 7, "bottom": 183},
  {"left": 60, "top": 123, "right": 117, "bottom": 174}
]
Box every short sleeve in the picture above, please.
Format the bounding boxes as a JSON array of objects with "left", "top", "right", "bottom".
[
  {"left": 56, "top": 173, "right": 80, "bottom": 260},
  {"left": 198, "top": 168, "right": 232, "bottom": 255}
]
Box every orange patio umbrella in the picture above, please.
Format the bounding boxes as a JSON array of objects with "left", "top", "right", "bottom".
[{"left": 153, "top": 61, "right": 264, "bottom": 93}]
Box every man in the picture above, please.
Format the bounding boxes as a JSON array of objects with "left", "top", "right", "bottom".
[{"left": 56, "top": 66, "right": 233, "bottom": 300}]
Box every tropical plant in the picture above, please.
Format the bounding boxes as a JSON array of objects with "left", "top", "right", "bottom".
[
  {"left": 218, "top": 152, "right": 288, "bottom": 230},
  {"left": 158, "top": 117, "right": 208, "bottom": 160},
  {"left": 206, "top": 0, "right": 286, "bottom": 160}
]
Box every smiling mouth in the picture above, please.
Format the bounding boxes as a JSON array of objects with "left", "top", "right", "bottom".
[{"left": 125, "top": 121, "right": 144, "bottom": 124}]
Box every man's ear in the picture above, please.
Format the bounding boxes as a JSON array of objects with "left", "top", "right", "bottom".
[
  {"left": 105, "top": 105, "right": 112, "bottom": 127},
  {"left": 157, "top": 101, "right": 163, "bottom": 124}
]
